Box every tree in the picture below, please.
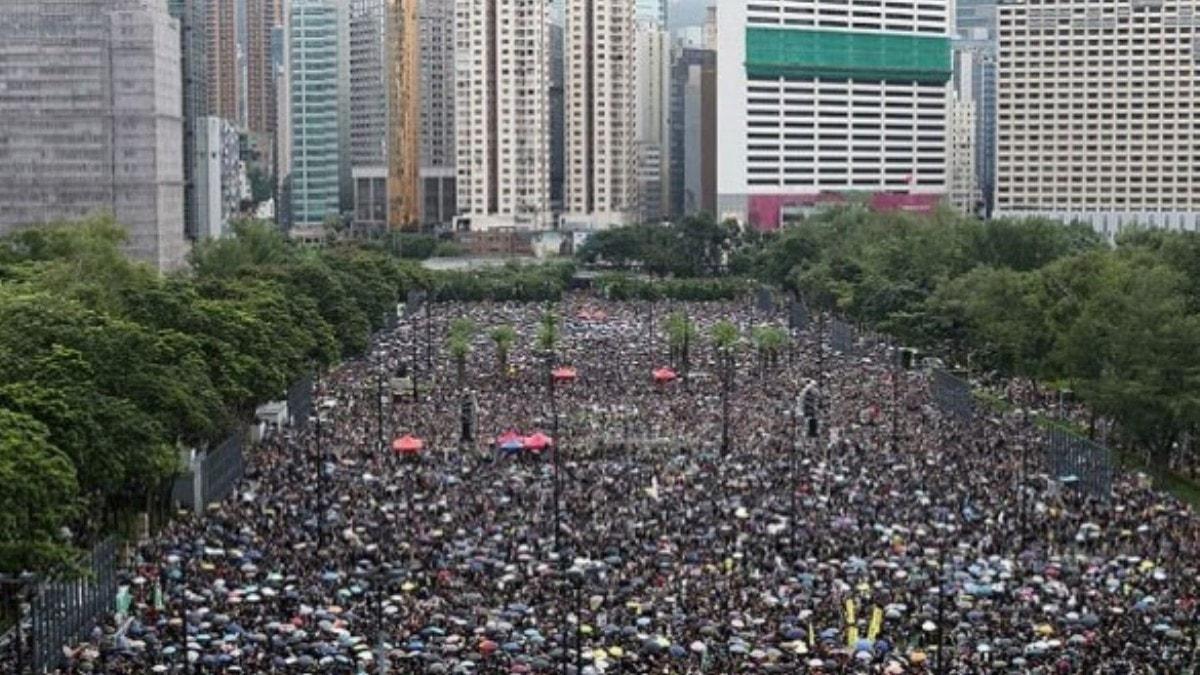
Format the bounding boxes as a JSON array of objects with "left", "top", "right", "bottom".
[
  {"left": 448, "top": 318, "right": 477, "bottom": 389},
  {"left": 0, "top": 408, "right": 79, "bottom": 573},
  {"left": 490, "top": 325, "right": 517, "bottom": 376},
  {"left": 664, "top": 311, "right": 697, "bottom": 375},
  {"left": 751, "top": 324, "right": 788, "bottom": 374},
  {"left": 711, "top": 320, "right": 740, "bottom": 454}
]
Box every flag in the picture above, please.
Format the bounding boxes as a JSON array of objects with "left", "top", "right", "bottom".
[
  {"left": 847, "top": 626, "right": 859, "bottom": 649},
  {"left": 808, "top": 622, "right": 815, "bottom": 647},
  {"left": 845, "top": 598, "right": 856, "bottom": 625},
  {"left": 869, "top": 607, "right": 883, "bottom": 641}
]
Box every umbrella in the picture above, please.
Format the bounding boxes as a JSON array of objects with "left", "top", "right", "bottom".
[
  {"left": 392, "top": 435, "right": 424, "bottom": 456},
  {"left": 523, "top": 432, "right": 554, "bottom": 452},
  {"left": 552, "top": 367, "right": 577, "bottom": 383},
  {"left": 652, "top": 367, "right": 677, "bottom": 384}
]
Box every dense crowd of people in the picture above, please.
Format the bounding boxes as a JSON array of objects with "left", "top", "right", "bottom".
[{"left": 11, "top": 296, "right": 1200, "bottom": 673}]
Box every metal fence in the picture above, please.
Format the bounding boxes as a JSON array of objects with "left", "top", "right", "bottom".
[
  {"left": 788, "top": 298, "right": 810, "bottom": 332},
  {"left": 29, "top": 539, "right": 118, "bottom": 673},
  {"left": 755, "top": 286, "right": 776, "bottom": 313},
  {"left": 1046, "top": 426, "right": 1113, "bottom": 500},
  {"left": 931, "top": 369, "right": 974, "bottom": 420},
  {"left": 199, "top": 430, "right": 246, "bottom": 509},
  {"left": 829, "top": 318, "right": 856, "bottom": 355}
]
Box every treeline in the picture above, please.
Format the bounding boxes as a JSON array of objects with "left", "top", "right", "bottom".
[
  {"left": 580, "top": 207, "right": 1200, "bottom": 471},
  {"left": 0, "top": 218, "right": 431, "bottom": 572}
]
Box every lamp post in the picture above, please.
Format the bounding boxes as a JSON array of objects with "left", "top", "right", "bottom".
[{"left": 315, "top": 368, "right": 326, "bottom": 552}]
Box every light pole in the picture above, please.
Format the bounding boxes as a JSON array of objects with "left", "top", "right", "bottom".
[{"left": 314, "top": 368, "right": 326, "bottom": 552}]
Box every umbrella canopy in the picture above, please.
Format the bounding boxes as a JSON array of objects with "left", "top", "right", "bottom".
[
  {"left": 523, "top": 433, "right": 553, "bottom": 452},
  {"left": 652, "top": 367, "right": 678, "bottom": 383},
  {"left": 551, "top": 367, "right": 577, "bottom": 383},
  {"left": 392, "top": 435, "right": 424, "bottom": 455},
  {"left": 496, "top": 430, "right": 523, "bottom": 446}
]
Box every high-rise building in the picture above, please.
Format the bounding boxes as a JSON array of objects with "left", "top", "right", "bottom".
[
  {"left": 289, "top": 0, "right": 345, "bottom": 232},
  {"left": 954, "top": 0, "right": 996, "bottom": 216},
  {"left": 246, "top": 0, "right": 279, "bottom": 159},
  {"left": 995, "top": 0, "right": 1200, "bottom": 234},
  {"left": 0, "top": 0, "right": 189, "bottom": 270},
  {"left": 635, "top": 0, "right": 666, "bottom": 25},
  {"left": 454, "top": 0, "right": 553, "bottom": 231},
  {"left": 195, "top": 116, "right": 244, "bottom": 238},
  {"left": 349, "top": 0, "right": 387, "bottom": 228},
  {"left": 669, "top": 45, "right": 716, "bottom": 218},
  {"left": 635, "top": 20, "right": 670, "bottom": 222},
  {"left": 168, "top": 0, "right": 207, "bottom": 240},
  {"left": 206, "top": 0, "right": 239, "bottom": 121},
  {"left": 948, "top": 49, "right": 980, "bottom": 215},
  {"left": 549, "top": 22, "right": 567, "bottom": 212},
  {"left": 564, "top": 0, "right": 639, "bottom": 231},
  {"left": 716, "top": 1, "right": 953, "bottom": 229},
  {"left": 419, "top": 0, "right": 457, "bottom": 228},
  {"left": 386, "top": 0, "right": 421, "bottom": 229}
]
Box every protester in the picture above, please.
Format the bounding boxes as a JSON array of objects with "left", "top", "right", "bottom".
[{"left": 16, "top": 296, "right": 1200, "bottom": 674}]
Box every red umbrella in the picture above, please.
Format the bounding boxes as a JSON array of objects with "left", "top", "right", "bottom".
[
  {"left": 552, "top": 367, "right": 577, "bottom": 383},
  {"left": 496, "top": 430, "right": 523, "bottom": 445},
  {"left": 653, "top": 367, "right": 678, "bottom": 383},
  {"left": 523, "top": 432, "right": 554, "bottom": 452},
  {"left": 392, "top": 435, "right": 424, "bottom": 456}
]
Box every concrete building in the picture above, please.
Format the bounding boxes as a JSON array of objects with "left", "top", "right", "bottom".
[
  {"left": 195, "top": 116, "right": 244, "bottom": 238},
  {"left": 349, "top": 0, "right": 387, "bottom": 229},
  {"left": 288, "top": 0, "right": 345, "bottom": 232},
  {"left": 0, "top": 0, "right": 189, "bottom": 270},
  {"left": 419, "top": 0, "right": 457, "bottom": 228},
  {"left": 635, "top": 20, "right": 670, "bottom": 223},
  {"left": 549, "top": 22, "right": 566, "bottom": 212},
  {"left": 995, "top": 0, "right": 1200, "bottom": 235},
  {"left": 948, "top": 49, "right": 980, "bottom": 215},
  {"left": 635, "top": 0, "right": 666, "bottom": 25},
  {"left": 168, "top": 0, "right": 207, "bottom": 240},
  {"left": 454, "top": 0, "right": 553, "bottom": 232},
  {"left": 206, "top": 0, "right": 239, "bottom": 121},
  {"left": 716, "top": 0, "right": 953, "bottom": 230},
  {"left": 955, "top": 0, "right": 997, "bottom": 216},
  {"left": 669, "top": 45, "right": 716, "bottom": 218},
  {"left": 563, "top": 0, "right": 639, "bottom": 231}
]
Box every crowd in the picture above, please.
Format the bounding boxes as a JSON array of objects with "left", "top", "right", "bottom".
[{"left": 14, "top": 295, "right": 1200, "bottom": 673}]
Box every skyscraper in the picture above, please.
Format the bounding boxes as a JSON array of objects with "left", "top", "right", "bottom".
[
  {"left": 995, "top": 0, "right": 1200, "bottom": 235},
  {"left": 635, "top": 19, "right": 670, "bottom": 222},
  {"left": 954, "top": 0, "right": 996, "bottom": 215},
  {"left": 0, "top": 0, "right": 189, "bottom": 269},
  {"left": 419, "top": 0, "right": 458, "bottom": 227},
  {"left": 717, "top": 0, "right": 953, "bottom": 229},
  {"left": 246, "top": 0, "right": 279, "bottom": 151},
  {"left": 349, "top": 0, "right": 387, "bottom": 228},
  {"left": 564, "top": 0, "right": 639, "bottom": 230},
  {"left": 454, "top": 0, "right": 552, "bottom": 231},
  {"left": 206, "top": 0, "right": 239, "bottom": 121},
  {"left": 289, "top": 0, "right": 345, "bottom": 232},
  {"left": 669, "top": 45, "right": 716, "bottom": 218},
  {"left": 948, "top": 48, "right": 980, "bottom": 215},
  {"left": 386, "top": 0, "right": 421, "bottom": 229},
  {"left": 635, "top": 0, "right": 666, "bottom": 25}
]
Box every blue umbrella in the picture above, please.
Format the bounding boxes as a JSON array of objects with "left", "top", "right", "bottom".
[{"left": 501, "top": 440, "right": 524, "bottom": 453}]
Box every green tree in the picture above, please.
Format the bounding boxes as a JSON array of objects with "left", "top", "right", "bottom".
[
  {"left": 489, "top": 325, "right": 517, "bottom": 376},
  {"left": 711, "top": 320, "right": 740, "bottom": 454},
  {"left": 0, "top": 408, "right": 79, "bottom": 573}
]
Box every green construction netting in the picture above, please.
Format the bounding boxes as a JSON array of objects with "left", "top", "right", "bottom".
[{"left": 745, "top": 27, "right": 952, "bottom": 84}]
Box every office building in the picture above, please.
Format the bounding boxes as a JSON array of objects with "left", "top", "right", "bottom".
[
  {"left": 636, "top": 0, "right": 666, "bottom": 25},
  {"left": 549, "top": 22, "right": 566, "bottom": 211},
  {"left": 635, "top": 20, "right": 670, "bottom": 222},
  {"left": 454, "top": 0, "right": 553, "bottom": 231},
  {"left": 948, "top": 49, "right": 980, "bottom": 215},
  {"left": 716, "top": 0, "right": 953, "bottom": 229},
  {"left": 419, "top": 0, "right": 457, "bottom": 228},
  {"left": 0, "top": 0, "right": 189, "bottom": 270},
  {"left": 349, "top": 0, "right": 387, "bottom": 228},
  {"left": 195, "top": 116, "right": 244, "bottom": 239},
  {"left": 669, "top": 45, "right": 716, "bottom": 217},
  {"left": 168, "top": 0, "right": 207, "bottom": 239},
  {"left": 564, "top": 0, "right": 639, "bottom": 231},
  {"left": 995, "top": 0, "right": 1200, "bottom": 234},
  {"left": 289, "top": 0, "right": 345, "bottom": 232},
  {"left": 955, "top": 0, "right": 997, "bottom": 215}
]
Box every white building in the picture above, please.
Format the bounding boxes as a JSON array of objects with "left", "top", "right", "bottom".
[
  {"left": 635, "top": 20, "right": 670, "bottom": 223},
  {"left": 995, "top": 0, "right": 1200, "bottom": 236},
  {"left": 716, "top": 0, "right": 954, "bottom": 230},
  {"left": 563, "top": 0, "right": 639, "bottom": 231},
  {"left": 195, "top": 116, "right": 244, "bottom": 239},
  {"left": 948, "top": 48, "right": 980, "bottom": 215},
  {"left": 454, "top": 0, "right": 553, "bottom": 232}
]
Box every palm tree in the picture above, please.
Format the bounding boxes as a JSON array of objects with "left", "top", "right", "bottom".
[
  {"left": 751, "top": 325, "right": 788, "bottom": 375},
  {"left": 665, "top": 311, "right": 698, "bottom": 378},
  {"left": 489, "top": 325, "right": 517, "bottom": 376},
  {"left": 711, "top": 320, "right": 739, "bottom": 454},
  {"left": 448, "top": 318, "right": 476, "bottom": 389}
]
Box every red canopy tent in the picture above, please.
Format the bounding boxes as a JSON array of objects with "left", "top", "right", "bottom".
[
  {"left": 496, "top": 430, "right": 524, "bottom": 448},
  {"left": 523, "top": 432, "right": 554, "bottom": 453},
  {"left": 552, "top": 367, "right": 577, "bottom": 383},
  {"left": 392, "top": 434, "right": 424, "bottom": 456},
  {"left": 653, "top": 367, "right": 678, "bottom": 384}
]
